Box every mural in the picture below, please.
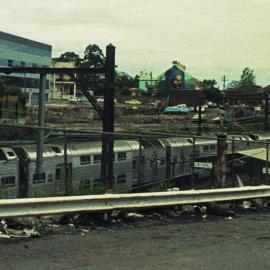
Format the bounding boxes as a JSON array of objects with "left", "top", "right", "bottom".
[{"left": 165, "top": 65, "right": 185, "bottom": 95}]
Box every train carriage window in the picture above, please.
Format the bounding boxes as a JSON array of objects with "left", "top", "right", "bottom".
[
  {"left": 80, "top": 155, "right": 91, "bottom": 165},
  {"left": 93, "top": 155, "right": 102, "bottom": 164},
  {"left": 0, "top": 150, "right": 6, "bottom": 161},
  {"left": 32, "top": 172, "right": 46, "bottom": 184},
  {"left": 7, "top": 151, "right": 15, "bottom": 157},
  {"left": 52, "top": 147, "right": 61, "bottom": 153},
  {"left": 117, "top": 174, "right": 126, "bottom": 183},
  {"left": 47, "top": 173, "right": 53, "bottom": 182},
  {"left": 132, "top": 159, "right": 137, "bottom": 169},
  {"left": 117, "top": 152, "right": 127, "bottom": 161},
  {"left": 55, "top": 168, "right": 61, "bottom": 181},
  {"left": 1, "top": 176, "right": 16, "bottom": 187},
  {"left": 203, "top": 146, "right": 209, "bottom": 153}
]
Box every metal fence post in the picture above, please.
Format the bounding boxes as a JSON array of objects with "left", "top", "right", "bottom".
[
  {"left": 138, "top": 136, "right": 142, "bottom": 186},
  {"left": 36, "top": 73, "right": 46, "bottom": 175},
  {"left": 266, "top": 142, "right": 269, "bottom": 184},
  {"left": 191, "top": 137, "right": 196, "bottom": 189},
  {"left": 265, "top": 93, "right": 269, "bottom": 131},
  {"left": 231, "top": 138, "right": 235, "bottom": 186},
  {"left": 64, "top": 128, "right": 69, "bottom": 195}
]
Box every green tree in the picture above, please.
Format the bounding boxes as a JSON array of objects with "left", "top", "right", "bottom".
[
  {"left": 227, "top": 68, "right": 258, "bottom": 93},
  {"left": 239, "top": 67, "right": 257, "bottom": 92},
  {"left": 115, "top": 71, "right": 138, "bottom": 96},
  {"left": 201, "top": 79, "right": 222, "bottom": 103},
  {"left": 57, "top": 52, "right": 81, "bottom": 62},
  {"left": 76, "top": 44, "right": 105, "bottom": 95}
]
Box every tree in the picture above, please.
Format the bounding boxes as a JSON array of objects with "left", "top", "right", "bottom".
[
  {"left": 76, "top": 44, "right": 105, "bottom": 95},
  {"left": 201, "top": 79, "right": 222, "bottom": 103},
  {"left": 57, "top": 52, "right": 81, "bottom": 63},
  {"left": 115, "top": 71, "right": 138, "bottom": 96},
  {"left": 227, "top": 68, "right": 258, "bottom": 93},
  {"left": 239, "top": 67, "right": 257, "bottom": 92}
]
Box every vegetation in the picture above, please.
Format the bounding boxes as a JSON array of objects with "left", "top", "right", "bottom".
[
  {"left": 227, "top": 67, "right": 259, "bottom": 93},
  {"left": 57, "top": 44, "right": 138, "bottom": 96},
  {"left": 201, "top": 79, "right": 222, "bottom": 103}
]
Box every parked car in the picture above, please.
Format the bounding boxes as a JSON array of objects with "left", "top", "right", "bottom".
[{"left": 125, "top": 100, "right": 141, "bottom": 105}]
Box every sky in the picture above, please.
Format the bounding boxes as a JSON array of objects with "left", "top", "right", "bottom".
[{"left": 0, "top": 0, "right": 270, "bottom": 86}]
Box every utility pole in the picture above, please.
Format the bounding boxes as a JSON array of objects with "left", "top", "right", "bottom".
[
  {"left": 215, "top": 133, "right": 227, "bottom": 188},
  {"left": 222, "top": 75, "right": 227, "bottom": 91},
  {"left": 101, "top": 44, "right": 116, "bottom": 192},
  {"left": 36, "top": 73, "right": 46, "bottom": 176}
]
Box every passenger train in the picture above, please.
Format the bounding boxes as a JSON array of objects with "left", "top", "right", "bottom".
[{"left": 0, "top": 133, "right": 269, "bottom": 199}]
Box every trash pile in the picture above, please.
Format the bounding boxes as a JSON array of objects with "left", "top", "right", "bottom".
[{"left": 0, "top": 198, "right": 269, "bottom": 239}]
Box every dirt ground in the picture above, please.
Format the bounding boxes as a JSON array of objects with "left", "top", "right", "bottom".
[{"left": 1, "top": 209, "right": 270, "bottom": 270}]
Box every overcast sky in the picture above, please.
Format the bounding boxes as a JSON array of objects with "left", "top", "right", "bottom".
[{"left": 1, "top": 0, "right": 270, "bottom": 86}]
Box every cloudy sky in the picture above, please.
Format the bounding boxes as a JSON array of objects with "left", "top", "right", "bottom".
[{"left": 1, "top": 0, "right": 270, "bottom": 86}]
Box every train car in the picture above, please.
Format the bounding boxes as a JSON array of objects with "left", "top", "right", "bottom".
[
  {"left": 67, "top": 140, "right": 139, "bottom": 194},
  {"left": 0, "top": 148, "right": 19, "bottom": 199},
  {"left": 14, "top": 145, "right": 68, "bottom": 198}
]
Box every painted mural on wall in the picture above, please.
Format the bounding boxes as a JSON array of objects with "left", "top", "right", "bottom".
[{"left": 165, "top": 65, "right": 185, "bottom": 94}]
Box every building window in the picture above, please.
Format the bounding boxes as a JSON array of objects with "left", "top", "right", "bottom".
[
  {"left": 32, "top": 172, "right": 46, "bottom": 184},
  {"left": 8, "top": 60, "right": 13, "bottom": 67},
  {"left": 80, "top": 155, "right": 91, "bottom": 165},
  {"left": 132, "top": 159, "right": 137, "bottom": 169},
  {"left": 1, "top": 176, "right": 16, "bottom": 187},
  {"left": 93, "top": 155, "right": 102, "bottom": 164},
  {"left": 117, "top": 152, "right": 127, "bottom": 161},
  {"left": 21, "top": 61, "right": 26, "bottom": 67},
  {"left": 117, "top": 174, "right": 126, "bottom": 183},
  {"left": 32, "top": 63, "right": 37, "bottom": 67},
  {"left": 210, "top": 145, "right": 216, "bottom": 151}
]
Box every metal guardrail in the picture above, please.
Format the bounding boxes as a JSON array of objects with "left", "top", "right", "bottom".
[{"left": 0, "top": 186, "right": 270, "bottom": 218}]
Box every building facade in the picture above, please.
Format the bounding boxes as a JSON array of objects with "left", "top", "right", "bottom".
[
  {"left": 0, "top": 31, "right": 52, "bottom": 105},
  {"left": 138, "top": 61, "right": 200, "bottom": 97},
  {"left": 51, "top": 59, "right": 77, "bottom": 100}
]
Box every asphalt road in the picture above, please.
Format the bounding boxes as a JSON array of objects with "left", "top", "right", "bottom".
[{"left": 1, "top": 210, "right": 270, "bottom": 270}]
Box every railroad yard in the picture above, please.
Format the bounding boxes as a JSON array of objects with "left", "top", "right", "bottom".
[{"left": 1, "top": 2, "right": 270, "bottom": 269}]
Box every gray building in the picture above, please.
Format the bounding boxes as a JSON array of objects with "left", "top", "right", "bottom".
[{"left": 0, "top": 31, "right": 52, "bottom": 104}]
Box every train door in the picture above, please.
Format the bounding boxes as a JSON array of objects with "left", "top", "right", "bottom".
[{"left": 55, "top": 164, "right": 72, "bottom": 194}]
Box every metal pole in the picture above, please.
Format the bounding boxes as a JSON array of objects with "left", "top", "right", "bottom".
[
  {"left": 64, "top": 128, "right": 69, "bottom": 194},
  {"left": 101, "top": 44, "right": 116, "bottom": 191},
  {"left": 36, "top": 73, "right": 46, "bottom": 175},
  {"left": 266, "top": 142, "right": 269, "bottom": 183},
  {"left": 138, "top": 136, "right": 142, "bottom": 186},
  {"left": 191, "top": 137, "right": 196, "bottom": 189},
  {"left": 265, "top": 94, "right": 269, "bottom": 131},
  {"left": 231, "top": 138, "right": 235, "bottom": 186},
  {"left": 198, "top": 97, "right": 202, "bottom": 135}
]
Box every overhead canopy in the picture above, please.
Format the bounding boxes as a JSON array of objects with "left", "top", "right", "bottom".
[{"left": 237, "top": 148, "right": 268, "bottom": 161}]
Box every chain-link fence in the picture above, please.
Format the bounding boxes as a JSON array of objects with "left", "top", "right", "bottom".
[{"left": 0, "top": 124, "right": 270, "bottom": 199}]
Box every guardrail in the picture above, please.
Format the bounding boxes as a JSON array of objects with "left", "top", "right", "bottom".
[{"left": 0, "top": 186, "right": 270, "bottom": 218}]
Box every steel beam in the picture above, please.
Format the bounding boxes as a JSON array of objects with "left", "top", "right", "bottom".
[
  {"left": 36, "top": 73, "right": 46, "bottom": 175},
  {"left": 0, "top": 186, "right": 270, "bottom": 218},
  {"left": 0, "top": 67, "right": 105, "bottom": 74}
]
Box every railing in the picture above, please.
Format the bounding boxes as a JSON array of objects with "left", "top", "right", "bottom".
[{"left": 0, "top": 186, "right": 269, "bottom": 218}]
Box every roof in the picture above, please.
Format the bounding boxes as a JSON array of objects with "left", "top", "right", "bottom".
[
  {"left": 237, "top": 148, "right": 267, "bottom": 161},
  {"left": 0, "top": 31, "right": 52, "bottom": 52}
]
